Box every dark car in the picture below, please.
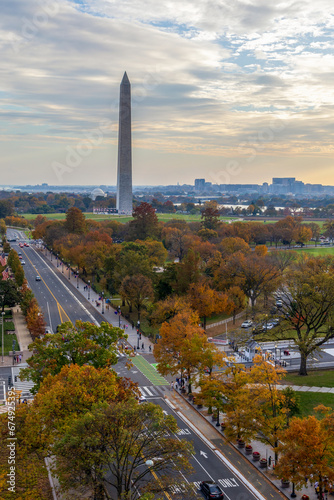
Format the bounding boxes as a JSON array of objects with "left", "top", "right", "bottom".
[{"left": 200, "top": 481, "right": 224, "bottom": 499}]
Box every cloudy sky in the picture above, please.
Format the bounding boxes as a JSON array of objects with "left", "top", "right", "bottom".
[{"left": 2, "top": 0, "right": 334, "bottom": 186}]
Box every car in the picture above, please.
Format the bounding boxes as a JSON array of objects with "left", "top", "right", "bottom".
[
  {"left": 18, "top": 251, "right": 22, "bottom": 256},
  {"left": 200, "top": 481, "right": 224, "bottom": 499},
  {"left": 241, "top": 320, "right": 253, "bottom": 328},
  {"left": 24, "top": 243, "right": 29, "bottom": 247},
  {"left": 45, "top": 326, "right": 52, "bottom": 334},
  {"left": 19, "top": 255, "right": 22, "bottom": 259},
  {"left": 138, "top": 395, "right": 147, "bottom": 404},
  {"left": 271, "top": 318, "right": 280, "bottom": 326},
  {"left": 276, "top": 299, "right": 283, "bottom": 308},
  {"left": 35, "top": 276, "right": 41, "bottom": 281},
  {"left": 21, "top": 260, "right": 26, "bottom": 265}
]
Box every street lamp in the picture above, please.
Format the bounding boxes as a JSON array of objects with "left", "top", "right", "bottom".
[
  {"left": 88, "top": 280, "right": 91, "bottom": 300},
  {"left": 56, "top": 254, "right": 59, "bottom": 267},
  {"left": 129, "top": 459, "right": 154, "bottom": 499},
  {"left": 1, "top": 311, "right": 5, "bottom": 364},
  {"left": 102, "top": 291, "right": 104, "bottom": 314},
  {"left": 118, "top": 305, "right": 121, "bottom": 327},
  {"left": 68, "top": 263, "right": 71, "bottom": 280},
  {"left": 76, "top": 269, "right": 79, "bottom": 289},
  {"left": 62, "top": 261, "right": 64, "bottom": 273}
]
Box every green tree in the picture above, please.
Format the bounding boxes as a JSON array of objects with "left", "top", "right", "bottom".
[
  {"left": 20, "top": 321, "right": 123, "bottom": 393},
  {"left": 0, "top": 279, "right": 20, "bottom": 312}
]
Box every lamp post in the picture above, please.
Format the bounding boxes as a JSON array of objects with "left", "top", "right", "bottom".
[
  {"left": 88, "top": 280, "right": 91, "bottom": 300},
  {"left": 291, "top": 482, "right": 296, "bottom": 498},
  {"left": 62, "top": 261, "right": 64, "bottom": 273},
  {"left": 68, "top": 263, "right": 71, "bottom": 280},
  {"left": 76, "top": 269, "right": 79, "bottom": 289},
  {"left": 118, "top": 305, "right": 121, "bottom": 327},
  {"left": 1, "top": 311, "right": 5, "bottom": 364},
  {"left": 56, "top": 254, "right": 59, "bottom": 267},
  {"left": 102, "top": 292, "right": 104, "bottom": 314},
  {"left": 129, "top": 459, "right": 154, "bottom": 500}
]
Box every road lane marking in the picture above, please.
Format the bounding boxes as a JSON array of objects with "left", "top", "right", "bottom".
[
  {"left": 20, "top": 247, "right": 71, "bottom": 323},
  {"left": 31, "top": 246, "right": 100, "bottom": 326}
]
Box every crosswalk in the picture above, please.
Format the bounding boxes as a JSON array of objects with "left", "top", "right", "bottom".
[{"left": 139, "top": 385, "right": 168, "bottom": 398}]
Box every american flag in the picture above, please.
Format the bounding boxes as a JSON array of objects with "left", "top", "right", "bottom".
[
  {"left": 0, "top": 253, "right": 6, "bottom": 267},
  {"left": 2, "top": 268, "right": 9, "bottom": 280}
]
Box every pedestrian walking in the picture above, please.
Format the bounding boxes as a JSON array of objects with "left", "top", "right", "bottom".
[
  {"left": 170, "top": 381, "right": 174, "bottom": 390},
  {"left": 142, "top": 342, "right": 144, "bottom": 350},
  {"left": 149, "top": 345, "right": 152, "bottom": 352},
  {"left": 19, "top": 354, "right": 22, "bottom": 363},
  {"left": 13, "top": 355, "right": 16, "bottom": 363}
]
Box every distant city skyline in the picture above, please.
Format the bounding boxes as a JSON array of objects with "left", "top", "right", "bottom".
[{"left": 2, "top": 1, "right": 334, "bottom": 186}]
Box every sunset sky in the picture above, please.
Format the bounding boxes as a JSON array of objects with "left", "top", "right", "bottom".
[{"left": 2, "top": 0, "right": 334, "bottom": 186}]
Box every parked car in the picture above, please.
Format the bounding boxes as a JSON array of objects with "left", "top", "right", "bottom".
[
  {"left": 35, "top": 276, "right": 41, "bottom": 281},
  {"left": 21, "top": 260, "right": 26, "bottom": 265},
  {"left": 241, "top": 320, "right": 253, "bottom": 328},
  {"left": 276, "top": 299, "right": 283, "bottom": 308},
  {"left": 200, "top": 481, "right": 224, "bottom": 499},
  {"left": 45, "top": 326, "right": 52, "bottom": 334}
]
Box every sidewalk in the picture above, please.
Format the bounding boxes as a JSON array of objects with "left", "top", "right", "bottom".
[{"left": 0, "top": 306, "right": 32, "bottom": 367}]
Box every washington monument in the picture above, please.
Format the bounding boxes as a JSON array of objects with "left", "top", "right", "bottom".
[{"left": 116, "top": 72, "right": 133, "bottom": 215}]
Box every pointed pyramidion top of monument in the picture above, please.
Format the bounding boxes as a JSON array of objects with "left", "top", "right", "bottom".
[{"left": 121, "top": 72, "right": 130, "bottom": 85}]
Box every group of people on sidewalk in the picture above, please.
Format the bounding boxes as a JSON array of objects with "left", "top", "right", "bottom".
[{"left": 13, "top": 354, "right": 22, "bottom": 364}]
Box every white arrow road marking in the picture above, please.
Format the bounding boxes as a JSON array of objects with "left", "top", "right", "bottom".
[{"left": 200, "top": 451, "right": 208, "bottom": 458}]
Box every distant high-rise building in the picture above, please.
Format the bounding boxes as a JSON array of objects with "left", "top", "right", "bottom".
[
  {"left": 195, "top": 178, "right": 205, "bottom": 192},
  {"left": 116, "top": 72, "right": 133, "bottom": 215}
]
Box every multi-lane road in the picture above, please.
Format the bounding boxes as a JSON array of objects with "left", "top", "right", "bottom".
[{"left": 7, "top": 229, "right": 284, "bottom": 500}]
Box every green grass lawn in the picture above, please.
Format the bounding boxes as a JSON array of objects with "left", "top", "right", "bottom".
[
  {"left": 293, "top": 246, "right": 334, "bottom": 257},
  {"left": 2, "top": 333, "right": 19, "bottom": 355},
  {"left": 21, "top": 212, "right": 236, "bottom": 224},
  {"left": 297, "top": 392, "right": 334, "bottom": 417},
  {"left": 283, "top": 370, "right": 334, "bottom": 387}
]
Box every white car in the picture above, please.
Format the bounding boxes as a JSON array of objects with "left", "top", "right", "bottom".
[{"left": 241, "top": 320, "right": 253, "bottom": 328}]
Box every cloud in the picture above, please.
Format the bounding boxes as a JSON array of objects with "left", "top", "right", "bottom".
[{"left": 1, "top": 0, "right": 334, "bottom": 185}]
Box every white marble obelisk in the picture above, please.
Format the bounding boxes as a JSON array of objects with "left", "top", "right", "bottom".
[{"left": 116, "top": 72, "right": 133, "bottom": 215}]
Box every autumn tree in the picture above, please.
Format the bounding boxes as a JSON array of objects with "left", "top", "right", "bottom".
[
  {"left": 25, "top": 298, "right": 46, "bottom": 340},
  {"left": 20, "top": 321, "right": 123, "bottom": 392},
  {"left": 215, "top": 251, "right": 281, "bottom": 313},
  {"left": 276, "top": 406, "right": 334, "bottom": 497},
  {"left": 120, "top": 274, "right": 154, "bottom": 320},
  {"left": 187, "top": 281, "right": 229, "bottom": 329},
  {"left": 201, "top": 202, "right": 220, "bottom": 230},
  {"left": 277, "top": 256, "right": 334, "bottom": 375},
  {"left": 65, "top": 206, "right": 86, "bottom": 234},
  {"left": 162, "top": 225, "right": 192, "bottom": 261},
  {"left": 154, "top": 311, "right": 218, "bottom": 393},
  {"left": 53, "top": 400, "right": 194, "bottom": 499},
  {"left": 149, "top": 296, "right": 193, "bottom": 326},
  {"left": 227, "top": 286, "right": 246, "bottom": 324},
  {"left": 249, "top": 355, "right": 288, "bottom": 461},
  {"left": 323, "top": 219, "right": 334, "bottom": 241},
  {"left": 128, "top": 202, "right": 160, "bottom": 240},
  {"left": 14, "top": 263, "right": 25, "bottom": 287}
]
